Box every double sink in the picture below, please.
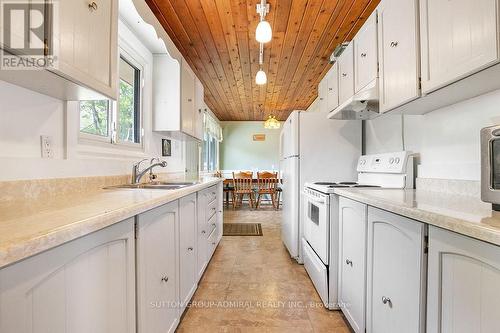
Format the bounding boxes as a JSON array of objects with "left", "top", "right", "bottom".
[{"left": 106, "top": 181, "right": 198, "bottom": 190}]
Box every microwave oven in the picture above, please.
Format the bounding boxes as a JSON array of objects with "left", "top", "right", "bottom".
[{"left": 481, "top": 125, "right": 500, "bottom": 211}]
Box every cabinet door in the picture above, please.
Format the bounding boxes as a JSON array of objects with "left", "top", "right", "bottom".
[
  {"left": 378, "top": 0, "right": 420, "bottom": 113},
  {"left": 427, "top": 226, "right": 500, "bottom": 333},
  {"left": 194, "top": 79, "right": 205, "bottom": 140},
  {"left": 196, "top": 189, "right": 209, "bottom": 280},
  {"left": 181, "top": 61, "right": 196, "bottom": 136},
  {"left": 318, "top": 76, "right": 328, "bottom": 113},
  {"left": 179, "top": 193, "right": 197, "bottom": 313},
  {"left": 326, "top": 63, "right": 339, "bottom": 112},
  {"left": 216, "top": 182, "right": 224, "bottom": 243},
  {"left": 338, "top": 42, "right": 355, "bottom": 104},
  {"left": 420, "top": 0, "right": 499, "bottom": 93},
  {"left": 338, "top": 197, "right": 367, "bottom": 333},
  {"left": 0, "top": 219, "right": 135, "bottom": 333},
  {"left": 137, "top": 202, "right": 179, "bottom": 333},
  {"left": 367, "top": 207, "right": 426, "bottom": 333},
  {"left": 354, "top": 11, "right": 378, "bottom": 93},
  {"left": 57, "top": 0, "right": 117, "bottom": 98}
]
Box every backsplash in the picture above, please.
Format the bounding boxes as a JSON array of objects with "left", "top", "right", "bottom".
[{"left": 416, "top": 178, "right": 481, "bottom": 197}]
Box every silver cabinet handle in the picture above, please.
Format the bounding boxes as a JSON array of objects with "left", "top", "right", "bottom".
[
  {"left": 88, "top": 1, "right": 98, "bottom": 11},
  {"left": 187, "top": 247, "right": 194, "bottom": 251},
  {"left": 201, "top": 230, "right": 206, "bottom": 234},
  {"left": 212, "top": 223, "right": 216, "bottom": 227},
  {"left": 345, "top": 259, "right": 353, "bottom": 266},
  {"left": 328, "top": 88, "right": 333, "bottom": 91},
  {"left": 382, "top": 296, "right": 391, "bottom": 305},
  {"left": 161, "top": 276, "right": 169, "bottom": 283},
  {"left": 342, "top": 73, "right": 347, "bottom": 77},
  {"left": 390, "top": 41, "right": 398, "bottom": 47},
  {"left": 361, "top": 53, "right": 367, "bottom": 57}
]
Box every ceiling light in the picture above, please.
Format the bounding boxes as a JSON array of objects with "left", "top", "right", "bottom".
[
  {"left": 256, "top": 20, "right": 272, "bottom": 43},
  {"left": 264, "top": 115, "right": 280, "bottom": 129},
  {"left": 256, "top": 69, "right": 267, "bottom": 85}
]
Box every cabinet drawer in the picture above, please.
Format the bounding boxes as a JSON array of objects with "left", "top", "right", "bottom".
[
  {"left": 207, "top": 226, "right": 218, "bottom": 259},
  {"left": 206, "top": 186, "right": 218, "bottom": 204},
  {"left": 207, "top": 214, "right": 217, "bottom": 238},
  {"left": 207, "top": 198, "right": 217, "bottom": 220}
]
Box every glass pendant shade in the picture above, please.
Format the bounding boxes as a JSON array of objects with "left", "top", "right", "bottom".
[
  {"left": 264, "top": 115, "right": 281, "bottom": 129},
  {"left": 255, "top": 69, "right": 267, "bottom": 85},
  {"left": 256, "top": 20, "right": 272, "bottom": 43}
]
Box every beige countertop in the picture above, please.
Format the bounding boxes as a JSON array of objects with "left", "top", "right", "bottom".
[
  {"left": 0, "top": 178, "right": 223, "bottom": 269},
  {"left": 333, "top": 188, "right": 500, "bottom": 246}
]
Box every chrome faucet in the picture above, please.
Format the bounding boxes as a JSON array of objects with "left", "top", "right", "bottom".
[{"left": 131, "top": 158, "right": 167, "bottom": 184}]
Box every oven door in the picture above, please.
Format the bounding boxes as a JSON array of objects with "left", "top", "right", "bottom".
[
  {"left": 302, "top": 188, "right": 330, "bottom": 264},
  {"left": 481, "top": 125, "right": 500, "bottom": 208}
]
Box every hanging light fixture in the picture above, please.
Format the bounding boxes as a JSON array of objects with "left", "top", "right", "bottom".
[
  {"left": 256, "top": 69, "right": 267, "bottom": 85},
  {"left": 264, "top": 115, "right": 281, "bottom": 129},
  {"left": 256, "top": 0, "right": 272, "bottom": 43}
]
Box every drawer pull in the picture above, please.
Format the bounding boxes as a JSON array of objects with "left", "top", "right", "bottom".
[
  {"left": 187, "top": 247, "right": 194, "bottom": 251},
  {"left": 390, "top": 41, "right": 398, "bottom": 48},
  {"left": 88, "top": 1, "right": 98, "bottom": 11},
  {"left": 161, "top": 276, "right": 169, "bottom": 283},
  {"left": 361, "top": 53, "right": 367, "bottom": 57},
  {"left": 345, "top": 259, "right": 353, "bottom": 266},
  {"left": 382, "top": 296, "right": 391, "bottom": 305},
  {"left": 201, "top": 230, "right": 206, "bottom": 234}
]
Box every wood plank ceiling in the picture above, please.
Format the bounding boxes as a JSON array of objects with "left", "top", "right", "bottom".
[{"left": 146, "top": 0, "right": 380, "bottom": 121}]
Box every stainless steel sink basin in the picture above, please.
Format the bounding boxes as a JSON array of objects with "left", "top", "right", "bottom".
[{"left": 105, "top": 181, "right": 198, "bottom": 190}]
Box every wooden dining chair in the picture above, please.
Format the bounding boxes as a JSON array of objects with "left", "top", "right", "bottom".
[
  {"left": 255, "top": 171, "right": 278, "bottom": 209},
  {"left": 232, "top": 171, "right": 255, "bottom": 208}
]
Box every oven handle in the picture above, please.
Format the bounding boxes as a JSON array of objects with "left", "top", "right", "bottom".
[{"left": 302, "top": 191, "right": 328, "bottom": 205}]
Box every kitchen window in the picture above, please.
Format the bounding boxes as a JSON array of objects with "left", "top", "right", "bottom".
[
  {"left": 202, "top": 112, "right": 222, "bottom": 171},
  {"left": 79, "top": 53, "right": 143, "bottom": 147}
]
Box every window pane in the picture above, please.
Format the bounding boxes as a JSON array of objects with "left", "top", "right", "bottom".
[
  {"left": 118, "top": 57, "right": 140, "bottom": 144},
  {"left": 79, "top": 100, "right": 109, "bottom": 136}
]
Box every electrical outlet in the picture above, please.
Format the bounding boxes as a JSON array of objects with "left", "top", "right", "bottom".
[{"left": 40, "top": 135, "right": 54, "bottom": 159}]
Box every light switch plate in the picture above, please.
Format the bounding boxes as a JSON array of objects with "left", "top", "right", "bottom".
[{"left": 40, "top": 135, "right": 54, "bottom": 159}]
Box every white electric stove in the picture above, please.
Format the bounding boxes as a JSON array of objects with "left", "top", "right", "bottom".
[{"left": 301, "top": 151, "right": 414, "bottom": 309}]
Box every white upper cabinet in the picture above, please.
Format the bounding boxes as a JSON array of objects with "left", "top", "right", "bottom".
[
  {"left": 0, "top": 219, "right": 136, "bottom": 333},
  {"left": 326, "top": 62, "right": 340, "bottom": 112},
  {"left": 427, "top": 226, "right": 500, "bottom": 333},
  {"left": 318, "top": 76, "right": 328, "bottom": 112},
  {"left": 420, "top": 0, "right": 500, "bottom": 93},
  {"left": 338, "top": 42, "right": 355, "bottom": 105},
  {"left": 0, "top": 0, "right": 118, "bottom": 100},
  {"left": 136, "top": 202, "right": 179, "bottom": 333},
  {"left": 367, "top": 207, "right": 426, "bottom": 333},
  {"left": 354, "top": 10, "right": 378, "bottom": 93},
  {"left": 181, "top": 61, "right": 196, "bottom": 137},
  {"left": 378, "top": 0, "right": 420, "bottom": 113},
  {"left": 153, "top": 56, "right": 204, "bottom": 139},
  {"left": 194, "top": 78, "right": 205, "bottom": 140}
]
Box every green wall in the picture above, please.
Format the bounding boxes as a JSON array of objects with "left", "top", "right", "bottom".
[{"left": 220, "top": 121, "right": 282, "bottom": 171}]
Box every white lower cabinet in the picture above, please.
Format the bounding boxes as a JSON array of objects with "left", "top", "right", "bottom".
[
  {"left": 136, "top": 201, "right": 179, "bottom": 333},
  {"left": 0, "top": 219, "right": 136, "bottom": 333},
  {"left": 179, "top": 193, "right": 198, "bottom": 314},
  {"left": 427, "top": 226, "right": 500, "bottom": 333},
  {"left": 366, "top": 207, "right": 426, "bottom": 333},
  {"left": 338, "top": 197, "right": 367, "bottom": 333}
]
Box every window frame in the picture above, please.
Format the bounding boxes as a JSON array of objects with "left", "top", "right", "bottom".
[{"left": 77, "top": 47, "right": 145, "bottom": 151}]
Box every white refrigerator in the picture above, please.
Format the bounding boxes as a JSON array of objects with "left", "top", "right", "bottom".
[{"left": 280, "top": 111, "right": 361, "bottom": 263}]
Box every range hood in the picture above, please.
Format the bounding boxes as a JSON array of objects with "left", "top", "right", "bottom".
[{"left": 327, "top": 80, "right": 380, "bottom": 120}]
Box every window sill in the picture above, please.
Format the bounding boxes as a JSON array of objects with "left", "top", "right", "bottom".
[{"left": 76, "top": 138, "right": 146, "bottom": 160}]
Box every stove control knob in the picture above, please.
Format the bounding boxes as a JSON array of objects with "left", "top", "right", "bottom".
[
  {"left": 395, "top": 157, "right": 400, "bottom": 164},
  {"left": 389, "top": 157, "right": 395, "bottom": 164}
]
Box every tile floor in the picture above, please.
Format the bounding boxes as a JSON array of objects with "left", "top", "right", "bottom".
[{"left": 177, "top": 205, "right": 352, "bottom": 332}]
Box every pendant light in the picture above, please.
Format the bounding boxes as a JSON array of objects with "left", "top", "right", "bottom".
[
  {"left": 254, "top": 0, "right": 271, "bottom": 85},
  {"left": 255, "top": 69, "right": 267, "bottom": 85},
  {"left": 256, "top": 20, "right": 272, "bottom": 43},
  {"left": 256, "top": 0, "right": 271, "bottom": 43},
  {"left": 264, "top": 115, "right": 280, "bottom": 129}
]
